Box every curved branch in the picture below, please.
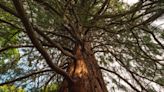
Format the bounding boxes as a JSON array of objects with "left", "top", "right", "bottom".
[
  {"left": 0, "top": 45, "right": 33, "bottom": 53},
  {"left": 0, "top": 69, "right": 53, "bottom": 86},
  {"left": 0, "top": 19, "right": 20, "bottom": 29},
  {"left": 131, "top": 70, "right": 164, "bottom": 86},
  {"left": 34, "top": 27, "right": 75, "bottom": 59},
  {"left": 34, "top": 0, "right": 62, "bottom": 16},
  {"left": 46, "top": 31, "right": 75, "bottom": 43},
  {"left": 43, "top": 74, "right": 56, "bottom": 91},
  {"left": 12, "top": 0, "right": 73, "bottom": 83},
  {"left": 110, "top": 50, "right": 150, "bottom": 92},
  {"left": 93, "top": 0, "right": 109, "bottom": 20},
  {"left": 0, "top": 44, "right": 71, "bottom": 54},
  {"left": 96, "top": 1, "right": 143, "bottom": 20},
  {"left": 140, "top": 26, "right": 164, "bottom": 50},
  {"left": 0, "top": 3, "right": 19, "bottom": 17},
  {"left": 100, "top": 67, "right": 140, "bottom": 92}
]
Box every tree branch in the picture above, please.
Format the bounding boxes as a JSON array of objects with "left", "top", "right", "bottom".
[
  {"left": 0, "top": 69, "right": 53, "bottom": 86},
  {"left": 96, "top": 1, "right": 143, "bottom": 20},
  {"left": 34, "top": 0, "right": 62, "bottom": 16},
  {"left": 110, "top": 51, "right": 149, "bottom": 92},
  {"left": 100, "top": 67, "right": 140, "bottom": 92},
  {"left": 0, "top": 19, "right": 20, "bottom": 29},
  {"left": 93, "top": 0, "right": 109, "bottom": 20},
  {"left": 0, "top": 3, "right": 19, "bottom": 17},
  {"left": 46, "top": 31, "right": 75, "bottom": 43},
  {"left": 33, "top": 27, "right": 76, "bottom": 59},
  {"left": 12, "top": 0, "right": 73, "bottom": 83},
  {"left": 43, "top": 74, "right": 56, "bottom": 91},
  {"left": 0, "top": 45, "right": 33, "bottom": 53},
  {"left": 139, "top": 26, "right": 164, "bottom": 50}
]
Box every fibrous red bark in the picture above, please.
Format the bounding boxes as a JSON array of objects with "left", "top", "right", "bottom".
[{"left": 58, "top": 43, "right": 108, "bottom": 92}]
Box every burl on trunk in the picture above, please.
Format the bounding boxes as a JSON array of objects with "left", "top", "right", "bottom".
[{"left": 58, "top": 43, "right": 108, "bottom": 92}]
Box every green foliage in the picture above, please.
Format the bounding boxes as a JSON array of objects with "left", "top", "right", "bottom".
[
  {"left": 31, "top": 83, "right": 59, "bottom": 92},
  {"left": 155, "top": 77, "right": 164, "bottom": 85},
  {"left": 0, "top": 85, "right": 25, "bottom": 92},
  {"left": 0, "top": 0, "right": 164, "bottom": 92},
  {"left": 40, "top": 83, "right": 59, "bottom": 92}
]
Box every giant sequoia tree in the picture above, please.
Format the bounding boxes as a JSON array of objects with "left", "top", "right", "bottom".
[{"left": 0, "top": 0, "right": 164, "bottom": 92}]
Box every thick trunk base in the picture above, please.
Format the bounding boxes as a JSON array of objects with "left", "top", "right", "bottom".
[{"left": 58, "top": 44, "right": 108, "bottom": 92}]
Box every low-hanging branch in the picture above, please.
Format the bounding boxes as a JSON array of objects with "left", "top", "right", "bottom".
[
  {"left": 0, "top": 45, "right": 33, "bottom": 53},
  {"left": 0, "top": 3, "right": 19, "bottom": 18},
  {"left": 12, "top": 0, "right": 73, "bottom": 83},
  {"left": 0, "top": 69, "right": 53, "bottom": 86},
  {"left": 0, "top": 18, "right": 20, "bottom": 29}
]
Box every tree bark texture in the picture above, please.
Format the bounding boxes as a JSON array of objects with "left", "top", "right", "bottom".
[{"left": 58, "top": 42, "right": 108, "bottom": 92}]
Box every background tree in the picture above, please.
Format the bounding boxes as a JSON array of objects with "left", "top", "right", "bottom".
[{"left": 0, "top": 0, "right": 164, "bottom": 92}]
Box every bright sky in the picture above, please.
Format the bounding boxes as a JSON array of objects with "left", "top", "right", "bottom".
[
  {"left": 105, "top": 0, "right": 164, "bottom": 91},
  {"left": 123, "top": 0, "right": 139, "bottom": 5},
  {"left": 123, "top": 0, "right": 164, "bottom": 28}
]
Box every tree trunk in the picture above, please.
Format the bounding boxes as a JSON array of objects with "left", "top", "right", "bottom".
[{"left": 58, "top": 42, "right": 108, "bottom": 92}]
